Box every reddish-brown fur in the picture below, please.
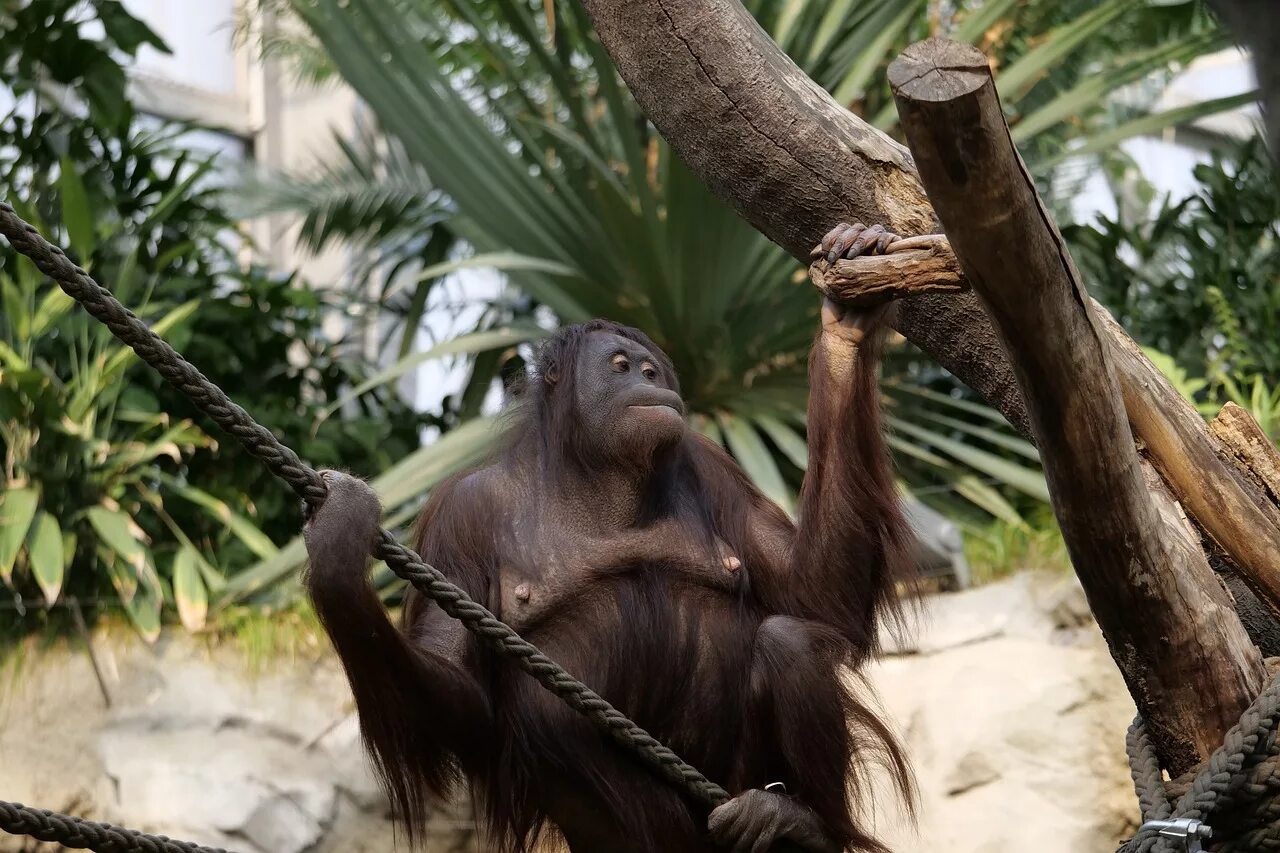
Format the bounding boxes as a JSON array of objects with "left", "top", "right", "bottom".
[{"left": 304, "top": 305, "right": 915, "bottom": 852}]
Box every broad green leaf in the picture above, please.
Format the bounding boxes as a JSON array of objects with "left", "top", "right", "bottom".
[
  {"left": 0, "top": 340, "right": 29, "bottom": 369},
  {"left": 173, "top": 546, "right": 208, "bottom": 631},
  {"left": 157, "top": 476, "right": 278, "bottom": 561},
  {"left": 30, "top": 288, "right": 76, "bottom": 336},
  {"left": 98, "top": 538, "right": 162, "bottom": 640},
  {"left": 321, "top": 326, "right": 547, "bottom": 419},
  {"left": 87, "top": 505, "right": 151, "bottom": 576},
  {"left": 755, "top": 414, "right": 809, "bottom": 471},
  {"left": 951, "top": 476, "right": 1027, "bottom": 528},
  {"left": 888, "top": 417, "right": 1050, "bottom": 502},
  {"left": 996, "top": 0, "right": 1127, "bottom": 101},
  {"left": 888, "top": 437, "right": 1025, "bottom": 524},
  {"left": 952, "top": 0, "right": 1019, "bottom": 43},
  {"left": 58, "top": 155, "right": 96, "bottom": 258},
  {"left": 384, "top": 251, "right": 581, "bottom": 302},
  {"left": 371, "top": 416, "right": 499, "bottom": 511},
  {"left": 123, "top": 583, "right": 163, "bottom": 643},
  {"left": 217, "top": 417, "right": 499, "bottom": 607},
  {"left": 62, "top": 530, "right": 78, "bottom": 571},
  {"left": 720, "top": 413, "right": 793, "bottom": 514},
  {"left": 0, "top": 487, "right": 39, "bottom": 584},
  {"left": 805, "top": 0, "right": 856, "bottom": 66},
  {"left": 1, "top": 275, "right": 31, "bottom": 341},
  {"left": 138, "top": 157, "right": 216, "bottom": 231},
  {"left": 143, "top": 499, "right": 227, "bottom": 594},
  {"left": 693, "top": 415, "right": 725, "bottom": 447},
  {"left": 1042, "top": 91, "right": 1261, "bottom": 167},
  {"left": 830, "top": 0, "right": 924, "bottom": 106},
  {"left": 768, "top": 0, "right": 808, "bottom": 51},
  {"left": 99, "top": 544, "right": 137, "bottom": 603},
  {"left": 28, "top": 512, "right": 65, "bottom": 604},
  {"left": 914, "top": 410, "right": 1041, "bottom": 462},
  {"left": 886, "top": 383, "right": 1016, "bottom": 424},
  {"left": 214, "top": 538, "right": 307, "bottom": 610},
  {"left": 1011, "top": 32, "right": 1225, "bottom": 143}
]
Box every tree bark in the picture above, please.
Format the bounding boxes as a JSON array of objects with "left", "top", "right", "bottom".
[
  {"left": 809, "top": 235, "right": 967, "bottom": 307},
  {"left": 888, "top": 37, "right": 1264, "bottom": 774},
  {"left": 575, "top": 0, "right": 1032, "bottom": 437},
  {"left": 576, "top": 0, "right": 1280, "bottom": 765},
  {"left": 1212, "top": 403, "right": 1280, "bottom": 506},
  {"left": 1099, "top": 311, "right": 1280, "bottom": 614}
]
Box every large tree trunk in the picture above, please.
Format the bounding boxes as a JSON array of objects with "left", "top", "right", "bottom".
[
  {"left": 887, "top": 37, "right": 1264, "bottom": 774},
  {"left": 575, "top": 0, "right": 1032, "bottom": 436},
  {"left": 574, "top": 0, "right": 1280, "bottom": 771}
]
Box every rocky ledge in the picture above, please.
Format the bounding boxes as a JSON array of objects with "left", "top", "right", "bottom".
[{"left": 0, "top": 571, "right": 1137, "bottom": 852}]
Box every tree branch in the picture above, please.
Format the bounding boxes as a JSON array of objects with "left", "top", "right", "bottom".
[
  {"left": 575, "top": 0, "right": 1031, "bottom": 436},
  {"left": 809, "top": 235, "right": 967, "bottom": 307}
]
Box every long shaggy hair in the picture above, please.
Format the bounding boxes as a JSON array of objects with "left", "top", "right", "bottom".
[{"left": 307, "top": 318, "right": 916, "bottom": 853}]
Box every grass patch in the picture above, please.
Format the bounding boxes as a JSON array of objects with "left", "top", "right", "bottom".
[
  {"left": 210, "top": 600, "right": 327, "bottom": 673},
  {"left": 964, "top": 509, "right": 1072, "bottom": 586}
]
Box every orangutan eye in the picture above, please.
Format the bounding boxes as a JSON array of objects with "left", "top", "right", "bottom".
[
  {"left": 641, "top": 363, "right": 658, "bottom": 381},
  {"left": 611, "top": 354, "right": 630, "bottom": 373}
]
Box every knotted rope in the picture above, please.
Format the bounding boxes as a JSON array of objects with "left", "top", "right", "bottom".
[
  {"left": 0, "top": 201, "right": 729, "bottom": 851},
  {"left": 1121, "top": 667, "right": 1280, "bottom": 852}
]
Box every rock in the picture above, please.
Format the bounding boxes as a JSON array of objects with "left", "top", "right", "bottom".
[
  {"left": 945, "top": 751, "right": 1002, "bottom": 796},
  {"left": 867, "top": 575, "right": 1137, "bottom": 852},
  {"left": 1034, "top": 574, "right": 1094, "bottom": 630},
  {"left": 242, "top": 792, "right": 326, "bottom": 853},
  {"left": 0, "top": 631, "right": 476, "bottom": 853},
  {"left": 0, "top": 575, "right": 1135, "bottom": 853}
]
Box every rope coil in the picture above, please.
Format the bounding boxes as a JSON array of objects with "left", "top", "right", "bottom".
[{"left": 1121, "top": 669, "right": 1280, "bottom": 852}]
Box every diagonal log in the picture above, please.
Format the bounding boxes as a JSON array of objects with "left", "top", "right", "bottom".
[
  {"left": 823, "top": 238, "right": 1280, "bottom": 643},
  {"left": 576, "top": 0, "right": 1280, "bottom": 638},
  {"left": 575, "top": 0, "right": 1031, "bottom": 437},
  {"left": 887, "top": 37, "right": 1264, "bottom": 773}
]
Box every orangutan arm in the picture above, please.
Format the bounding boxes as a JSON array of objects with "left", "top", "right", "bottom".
[{"left": 750, "top": 224, "right": 916, "bottom": 658}]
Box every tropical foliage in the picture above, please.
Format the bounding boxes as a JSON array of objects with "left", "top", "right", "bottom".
[
  {"left": 1069, "top": 138, "right": 1280, "bottom": 439},
  {"left": 260, "top": 0, "right": 1239, "bottom": 503},
  {"left": 0, "top": 1, "right": 424, "bottom": 635}
]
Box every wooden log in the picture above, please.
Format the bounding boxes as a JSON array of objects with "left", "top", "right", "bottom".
[
  {"left": 823, "top": 224, "right": 1280, "bottom": 633},
  {"left": 888, "top": 37, "right": 1264, "bottom": 773},
  {"left": 575, "top": 0, "right": 1280, "bottom": 740},
  {"left": 808, "top": 235, "right": 968, "bottom": 307},
  {"left": 1212, "top": 403, "right": 1280, "bottom": 506},
  {"left": 571, "top": 0, "right": 1278, "bottom": 550},
  {"left": 575, "top": 0, "right": 1033, "bottom": 437},
  {"left": 1100, "top": 311, "right": 1280, "bottom": 615}
]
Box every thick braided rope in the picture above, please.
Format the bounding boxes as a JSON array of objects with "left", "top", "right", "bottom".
[
  {"left": 1128, "top": 717, "right": 1173, "bottom": 825},
  {"left": 1122, "top": 673, "right": 1280, "bottom": 852},
  {"left": 0, "top": 203, "right": 730, "bottom": 821},
  {"left": 0, "top": 802, "right": 227, "bottom": 853}
]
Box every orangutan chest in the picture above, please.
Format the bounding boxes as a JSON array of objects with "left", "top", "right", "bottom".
[{"left": 496, "top": 549, "right": 746, "bottom": 635}]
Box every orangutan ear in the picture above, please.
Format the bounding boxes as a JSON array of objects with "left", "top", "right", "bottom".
[{"left": 544, "top": 365, "right": 560, "bottom": 386}]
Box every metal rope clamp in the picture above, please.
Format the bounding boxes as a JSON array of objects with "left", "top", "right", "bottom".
[{"left": 1139, "top": 818, "right": 1212, "bottom": 852}]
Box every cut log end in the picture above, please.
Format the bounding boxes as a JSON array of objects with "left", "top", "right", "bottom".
[
  {"left": 888, "top": 38, "right": 989, "bottom": 103},
  {"left": 808, "top": 234, "right": 968, "bottom": 308},
  {"left": 1211, "top": 402, "right": 1280, "bottom": 504}
]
